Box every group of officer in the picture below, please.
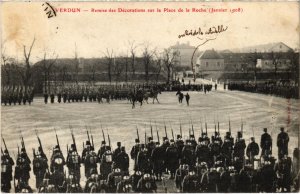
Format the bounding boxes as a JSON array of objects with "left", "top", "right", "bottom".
[
  {"left": 227, "top": 81, "right": 299, "bottom": 99},
  {"left": 1, "top": 125, "right": 299, "bottom": 193},
  {"left": 1, "top": 85, "right": 35, "bottom": 106}
]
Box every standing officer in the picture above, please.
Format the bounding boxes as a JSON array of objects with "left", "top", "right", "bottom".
[
  {"left": 260, "top": 128, "right": 272, "bottom": 158},
  {"left": 277, "top": 127, "right": 289, "bottom": 159},
  {"left": 115, "top": 146, "right": 130, "bottom": 175},
  {"left": 246, "top": 137, "right": 259, "bottom": 165},
  {"left": 185, "top": 93, "right": 190, "bottom": 106}
]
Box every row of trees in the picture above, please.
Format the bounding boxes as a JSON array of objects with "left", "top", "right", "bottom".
[{"left": 1, "top": 38, "right": 185, "bottom": 93}]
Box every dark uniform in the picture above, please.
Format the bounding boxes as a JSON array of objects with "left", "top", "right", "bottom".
[
  {"left": 66, "top": 144, "right": 81, "bottom": 183},
  {"left": 185, "top": 93, "right": 190, "bottom": 106},
  {"left": 274, "top": 156, "right": 292, "bottom": 192},
  {"left": 136, "top": 173, "right": 157, "bottom": 192},
  {"left": 221, "top": 132, "right": 234, "bottom": 166},
  {"left": 136, "top": 144, "right": 151, "bottom": 174},
  {"left": 14, "top": 148, "right": 31, "bottom": 185},
  {"left": 182, "top": 170, "right": 199, "bottom": 192},
  {"left": 115, "top": 147, "right": 129, "bottom": 174},
  {"left": 246, "top": 137, "right": 259, "bottom": 165},
  {"left": 130, "top": 139, "right": 140, "bottom": 170},
  {"left": 1, "top": 150, "right": 14, "bottom": 192},
  {"left": 84, "top": 150, "right": 98, "bottom": 178},
  {"left": 50, "top": 146, "right": 65, "bottom": 191},
  {"left": 165, "top": 140, "right": 179, "bottom": 179},
  {"left": 261, "top": 128, "right": 272, "bottom": 157},
  {"left": 107, "top": 168, "right": 123, "bottom": 192},
  {"left": 175, "top": 164, "right": 189, "bottom": 191},
  {"left": 277, "top": 127, "right": 289, "bottom": 159},
  {"left": 151, "top": 143, "right": 165, "bottom": 180},
  {"left": 181, "top": 141, "right": 195, "bottom": 167},
  {"left": 33, "top": 147, "right": 48, "bottom": 189},
  {"left": 100, "top": 150, "right": 113, "bottom": 179}
]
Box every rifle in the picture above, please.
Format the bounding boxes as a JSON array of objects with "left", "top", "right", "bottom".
[
  {"left": 164, "top": 119, "right": 168, "bottom": 138},
  {"left": 171, "top": 127, "right": 175, "bottom": 140},
  {"left": 200, "top": 119, "right": 203, "bottom": 136},
  {"left": 2, "top": 136, "right": 10, "bottom": 156},
  {"left": 54, "top": 128, "right": 61, "bottom": 151},
  {"left": 241, "top": 118, "right": 243, "bottom": 137},
  {"left": 90, "top": 128, "right": 94, "bottom": 148},
  {"left": 86, "top": 126, "right": 91, "bottom": 143},
  {"left": 35, "top": 130, "right": 44, "bottom": 155},
  {"left": 17, "top": 145, "right": 20, "bottom": 157},
  {"left": 205, "top": 121, "right": 208, "bottom": 135},
  {"left": 71, "top": 130, "right": 77, "bottom": 152},
  {"left": 218, "top": 121, "right": 220, "bottom": 135},
  {"left": 156, "top": 130, "right": 160, "bottom": 144},
  {"left": 67, "top": 144, "right": 69, "bottom": 153},
  {"left": 107, "top": 133, "right": 111, "bottom": 147},
  {"left": 229, "top": 117, "right": 231, "bottom": 134},
  {"left": 20, "top": 132, "right": 26, "bottom": 152},
  {"left": 150, "top": 121, "right": 153, "bottom": 139},
  {"left": 102, "top": 129, "right": 106, "bottom": 143},
  {"left": 179, "top": 120, "right": 183, "bottom": 137},
  {"left": 1, "top": 148, "right": 4, "bottom": 155},
  {"left": 145, "top": 131, "right": 147, "bottom": 144},
  {"left": 191, "top": 120, "right": 195, "bottom": 136},
  {"left": 136, "top": 126, "right": 140, "bottom": 142}
]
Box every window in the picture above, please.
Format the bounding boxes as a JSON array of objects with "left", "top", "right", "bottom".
[{"left": 206, "top": 62, "right": 209, "bottom": 67}]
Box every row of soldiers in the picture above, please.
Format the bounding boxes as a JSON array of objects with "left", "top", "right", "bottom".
[
  {"left": 1, "top": 86, "right": 35, "bottom": 106},
  {"left": 1, "top": 125, "right": 299, "bottom": 193},
  {"left": 228, "top": 81, "right": 299, "bottom": 99},
  {"left": 168, "top": 84, "right": 215, "bottom": 93},
  {"left": 43, "top": 84, "right": 164, "bottom": 104}
]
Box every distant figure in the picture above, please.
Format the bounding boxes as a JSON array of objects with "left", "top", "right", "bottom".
[
  {"left": 215, "top": 84, "right": 217, "bottom": 90},
  {"left": 185, "top": 93, "right": 190, "bottom": 106},
  {"left": 246, "top": 137, "right": 259, "bottom": 165}
]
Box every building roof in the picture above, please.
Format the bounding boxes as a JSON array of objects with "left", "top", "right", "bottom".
[
  {"left": 229, "top": 42, "right": 293, "bottom": 53},
  {"left": 199, "top": 49, "right": 224, "bottom": 59}
]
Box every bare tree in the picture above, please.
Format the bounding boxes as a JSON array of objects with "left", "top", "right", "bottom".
[
  {"left": 142, "top": 43, "right": 156, "bottom": 84},
  {"left": 18, "top": 37, "right": 36, "bottom": 92},
  {"left": 104, "top": 48, "right": 114, "bottom": 84},
  {"left": 163, "top": 48, "right": 178, "bottom": 84},
  {"left": 1, "top": 47, "right": 13, "bottom": 85},
  {"left": 128, "top": 40, "right": 138, "bottom": 81}
]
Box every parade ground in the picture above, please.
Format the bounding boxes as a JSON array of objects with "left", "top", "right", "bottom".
[{"left": 1, "top": 89, "right": 299, "bottom": 192}]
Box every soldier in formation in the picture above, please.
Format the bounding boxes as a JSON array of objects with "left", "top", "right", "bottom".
[
  {"left": 1, "top": 125, "right": 297, "bottom": 193},
  {"left": 1, "top": 85, "right": 34, "bottom": 106}
]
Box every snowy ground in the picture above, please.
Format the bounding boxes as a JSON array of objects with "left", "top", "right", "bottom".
[{"left": 1, "top": 89, "right": 299, "bottom": 192}]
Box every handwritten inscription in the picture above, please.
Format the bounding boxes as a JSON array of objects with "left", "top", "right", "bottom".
[
  {"left": 178, "top": 25, "right": 228, "bottom": 39},
  {"left": 42, "top": 2, "right": 57, "bottom": 18}
]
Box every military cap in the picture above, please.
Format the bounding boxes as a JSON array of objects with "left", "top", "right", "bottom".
[
  {"left": 263, "top": 128, "right": 267, "bottom": 132},
  {"left": 101, "top": 141, "right": 106, "bottom": 145},
  {"left": 86, "top": 141, "right": 91, "bottom": 145},
  {"left": 280, "top": 127, "right": 284, "bottom": 131},
  {"left": 117, "top": 142, "right": 121, "bottom": 147},
  {"left": 177, "top": 135, "right": 181, "bottom": 139},
  {"left": 135, "top": 139, "right": 140, "bottom": 143}
]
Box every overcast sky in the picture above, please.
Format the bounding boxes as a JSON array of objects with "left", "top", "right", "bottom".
[{"left": 1, "top": 2, "right": 299, "bottom": 63}]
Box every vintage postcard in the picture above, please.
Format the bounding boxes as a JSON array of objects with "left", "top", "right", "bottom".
[{"left": 1, "top": 1, "right": 299, "bottom": 193}]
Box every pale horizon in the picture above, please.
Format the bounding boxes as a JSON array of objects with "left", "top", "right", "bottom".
[{"left": 1, "top": 2, "right": 299, "bottom": 63}]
